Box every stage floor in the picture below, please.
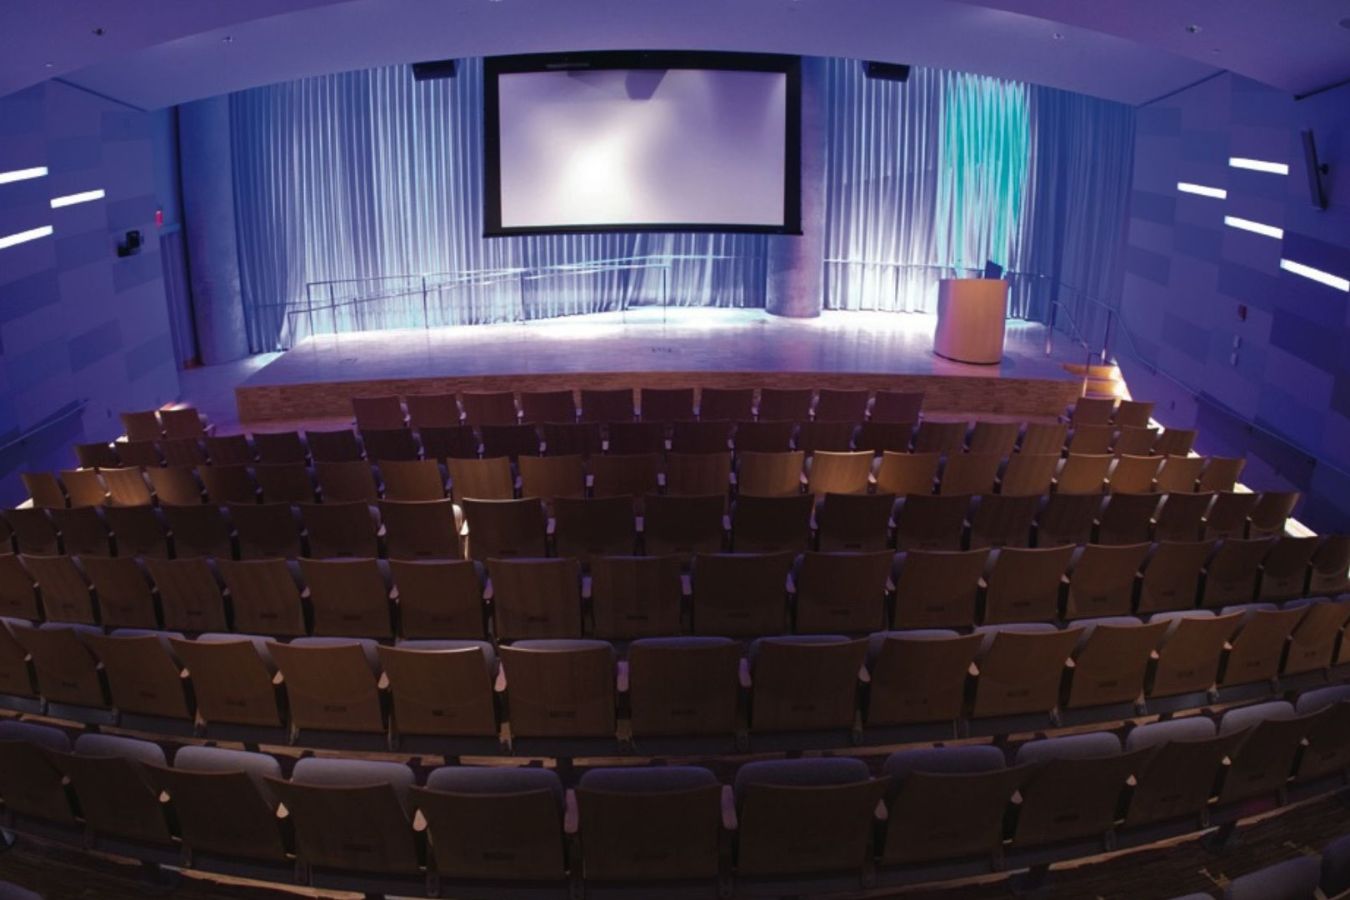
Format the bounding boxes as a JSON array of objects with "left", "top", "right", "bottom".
[
  {"left": 243, "top": 308, "right": 1086, "bottom": 387},
  {"left": 217, "top": 308, "right": 1097, "bottom": 424}
]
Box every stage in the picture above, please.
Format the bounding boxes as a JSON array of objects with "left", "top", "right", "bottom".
[{"left": 231, "top": 308, "right": 1096, "bottom": 423}]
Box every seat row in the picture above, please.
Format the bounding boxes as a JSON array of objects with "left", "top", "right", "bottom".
[
  {"left": 30, "top": 451, "right": 1254, "bottom": 521},
  {"left": 2, "top": 601, "right": 1348, "bottom": 749},
  {"left": 4, "top": 485, "right": 1340, "bottom": 576},
  {"left": 3, "top": 534, "right": 1349, "bottom": 638},
  {"left": 82, "top": 417, "right": 1202, "bottom": 478},
  {"left": 0, "top": 688, "right": 1346, "bottom": 898}
]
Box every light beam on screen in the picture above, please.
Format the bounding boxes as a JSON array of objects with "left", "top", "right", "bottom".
[
  {"left": 1176, "top": 182, "right": 1226, "bottom": 199},
  {"left": 495, "top": 66, "right": 788, "bottom": 229},
  {"left": 0, "top": 225, "right": 54, "bottom": 249},
  {"left": 1223, "top": 216, "right": 1283, "bottom": 239},
  {"left": 50, "top": 188, "right": 105, "bottom": 208},
  {"left": 0, "top": 166, "right": 48, "bottom": 185},
  {"left": 1279, "top": 259, "right": 1350, "bottom": 293},
  {"left": 1228, "top": 157, "right": 1289, "bottom": 175}
]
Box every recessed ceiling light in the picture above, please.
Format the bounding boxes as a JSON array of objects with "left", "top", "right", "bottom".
[
  {"left": 92, "top": 27, "right": 106, "bottom": 36},
  {"left": 1052, "top": 32, "right": 1064, "bottom": 40},
  {"left": 1184, "top": 24, "right": 1202, "bottom": 34},
  {"left": 222, "top": 35, "right": 234, "bottom": 43},
  {"left": 43, "top": 61, "right": 54, "bottom": 68}
]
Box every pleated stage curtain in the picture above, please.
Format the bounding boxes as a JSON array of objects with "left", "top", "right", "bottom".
[
  {"left": 225, "top": 57, "right": 1133, "bottom": 352},
  {"left": 822, "top": 58, "right": 1135, "bottom": 333}
]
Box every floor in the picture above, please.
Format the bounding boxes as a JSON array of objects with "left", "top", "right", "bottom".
[{"left": 182, "top": 308, "right": 1095, "bottom": 431}]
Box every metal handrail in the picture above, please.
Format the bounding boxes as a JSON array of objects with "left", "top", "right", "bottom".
[
  {"left": 0, "top": 399, "right": 88, "bottom": 454},
  {"left": 277, "top": 254, "right": 764, "bottom": 347}
]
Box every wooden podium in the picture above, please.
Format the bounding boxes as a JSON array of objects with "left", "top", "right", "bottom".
[{"left": 933, "top": 278, "right": 1008, "bottom": 365}]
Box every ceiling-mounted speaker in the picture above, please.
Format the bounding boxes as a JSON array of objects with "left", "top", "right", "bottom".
[
  {"left": 863, "top": 60, "right": 911, "bottom": 83},
  {"left": 412, "top": 59, "right": 458, "bottom": 81}
]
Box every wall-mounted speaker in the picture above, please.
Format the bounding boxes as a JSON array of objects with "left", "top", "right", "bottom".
[
  {"left": 863, "top": 60, "right": 911, "bottom": 83},
  {"left": 116, "top": 229, "right": 142, "bottom": 258},
  {"left": 1301, "top": 129, "right": 1329, "bottom": 210},
  {"left": 412, "top": 59, "right": 458, "bottom": 81}
]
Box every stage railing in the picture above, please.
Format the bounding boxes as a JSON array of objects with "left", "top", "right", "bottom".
[{"left": 276, "top": 255, "right": 761, "bottom": 349}]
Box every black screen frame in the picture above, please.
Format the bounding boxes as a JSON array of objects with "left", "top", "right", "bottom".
[{"left": 483, "top": 50, "right": 802, "bottom": 237}]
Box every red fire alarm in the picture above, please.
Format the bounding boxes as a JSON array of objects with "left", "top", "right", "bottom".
[{"left": 155, "top": 208, "right": 164, "bottom": 228}]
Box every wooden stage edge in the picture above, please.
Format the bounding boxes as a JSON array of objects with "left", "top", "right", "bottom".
[{"left": 235, "top": 370, "right": 1084, "bottom": 423}]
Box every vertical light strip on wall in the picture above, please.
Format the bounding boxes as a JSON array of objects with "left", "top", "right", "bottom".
[
  {"left": 49, "top": 189, "right": 105, "bottom": 208},
  {"left": 0, "top": 166, "right": 49, "bottom": 185},
  {"left": 1279, "top": 259, "right": 1350, "bottom": 292},
  {"left": 1228, "top": 157, "right": 1289, "bottom": 175},
  {"left": 1176, "top": 181, "right": 1227, "bottom": 199},
  {"left": 1223, "top": 216, "right": 1284, "bottom": 239},
  {"left": 0, "top": 225, "right": 55, "bottom": 250}
]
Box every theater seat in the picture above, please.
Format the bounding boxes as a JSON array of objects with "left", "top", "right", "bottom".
[
  {"left": 144, "top": 557, "right": 229, "bottom": 632},
  {"left": 147, "top": 745, "right": 288, "bottom": 876},
  {"left": 380, "top": 498, "right": 463, "bottom": 560},
  {"left": 576, "top": 766, "right": 722, "bottom": 886},
  {"left": 1123, "top": 717, "right": 1237, "bottom": 834},
  {"left": 489, "top": 557, "right": 582, "bottom": 640},
  {"left": 390, "top": 559, "right": 485, "bottom": 639},
  {"left": 170, "top": 634, "right": 284, "bottom": 739},
  {"left": 731, "top": 493, "right": 814, "bottom": 553},
  {"left": 746, "top": 635, "right": 865, "bottom": 744},
  {"left": 414, "top": 766, "right": 568, "bottom": 883},
  {"left": 217, "top": 558, "right": 307, "bottom": 636},
  {"left": 816, "top": 492, "right": 895, "bottom": 551},
  {"left": 265, "top": 757, "right": 424, "bottom": 891},
  {"left": 0, "top": 721, "right": 77, "bottom": 829},
  {"left": 499, "top": 639, "right": 617, "bottom": 750},
  {"left": 300, "top": 557, "right": 393, "bottom": 638},
  {"left": 351, "top": 395, "right": 407, "bottom": 431},
  {"left": 379, "top": 640, "right": 499, "bottom": 748},
  {"left": 734, "top": 757, "right": 887, "bottom": 885},
  {"left": 879, "top": 744, "right": 1025, "bottom": 876},
  {"left": 627, "top": 636, "right": 741, "bottom": 749},
  {"left": 268, "top": 637, "right": 386, "bottom": 747},
  {"left": 864, "top": 630, "right": 981, "bottom": 734},
  {"left": 1215, "top": 701, "right": 1304, "bottom": 810},
  {"left": 794, "top": 550, "right": 891, "bottom": 634},
  {"left": 1223, "top": 856, "right": 1321, "bottom": 900},
  {"left": 1322, "top": 833, "right": 1350, "bottom": 896},
  {"left": 51, "top": 734, "right": 175, "bottom": 860},
  {"left": 690, "top": 551, "right": 792, "bottom": 636},
  {"left": 588, "top": 554, "right": 683, "bottom": 639},
  {"left": 1009, "top": 732, "right": 1143, "bottom": 861}
]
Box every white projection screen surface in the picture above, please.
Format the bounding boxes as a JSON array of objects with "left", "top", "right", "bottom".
[{"left": 484, "top": 53, "right": 801, "bottom": 235}]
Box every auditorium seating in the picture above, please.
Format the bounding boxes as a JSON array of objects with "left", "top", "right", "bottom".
[
  {"left": 1, "top": 694, "right": 1346, "bottom": 897},
  {"left": 1, "top": 391, "right": 1345, "bottom": 899}
]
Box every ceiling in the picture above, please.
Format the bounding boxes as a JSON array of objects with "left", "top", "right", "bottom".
[{"left": 2, "top": 0, "right": 1348, "bottom": 109}]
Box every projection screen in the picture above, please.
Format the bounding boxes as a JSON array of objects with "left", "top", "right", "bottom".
[{"left": 484, "top": 52, "right": 801, "bottom": 235}]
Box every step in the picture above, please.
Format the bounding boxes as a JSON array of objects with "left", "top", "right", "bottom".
[{"left": 1062, "top": 362, "right": 1121, "bottom": 380}]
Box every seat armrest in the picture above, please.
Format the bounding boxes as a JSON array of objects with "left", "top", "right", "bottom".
[
  {"left": 564, "top": 789, "right": 579, "bottom": 834},
  {"left": 720, "top": 784, "right": 738, "bottom": 831}
]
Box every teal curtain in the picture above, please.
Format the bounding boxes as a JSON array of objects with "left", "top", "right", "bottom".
[{"left": 823, "top": 58, "right": 1134, "bottom": 327}]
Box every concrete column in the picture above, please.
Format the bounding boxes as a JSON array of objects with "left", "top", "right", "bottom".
[
  {"left": 179, "top": 96, "right": 249, "bottom": 363},
  {"left": 765, "top": 55, "right": 827, "bottom": 318}
]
